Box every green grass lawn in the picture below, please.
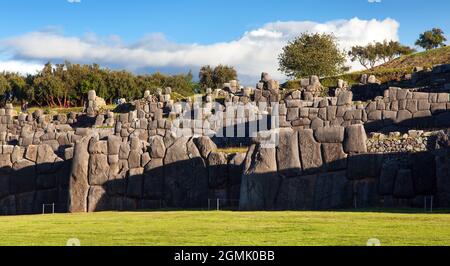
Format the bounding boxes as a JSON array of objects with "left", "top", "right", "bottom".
[{"left": 0, "top": 210, "right": 449, "bottom": 246}]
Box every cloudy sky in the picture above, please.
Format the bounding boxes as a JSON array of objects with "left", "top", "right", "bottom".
[{"left": 0, "top": 0, "right": 449, "bottom": 84}]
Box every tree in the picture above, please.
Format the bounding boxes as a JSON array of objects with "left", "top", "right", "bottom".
[
  {"left": 199, "top": 65, "right": 214, "bottom": 89},
  {"left": 212, "top": 65, "right": 237, "bottom": 89},
  {"left": 348, "top": 44, "right": 378, "bottom": 70},
  {"left": 375, "top": 41, "right": 416, "bottom": 63},
  {"left": 278, "top": 33, "right": 346, "bottom": 78},
  {"left": 415, "top": 28, "right": 447, "bottom": 50},
  {"left": 0, "top": 74, "right": 11, "bottom": 105}
]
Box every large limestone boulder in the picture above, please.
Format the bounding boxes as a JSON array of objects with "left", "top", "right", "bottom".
[
  {"left": 393, "top": 169, "right": 415, "bottom": 199},
  {"left": 207, "top": 152, "right": 228, "bottom": 189}
]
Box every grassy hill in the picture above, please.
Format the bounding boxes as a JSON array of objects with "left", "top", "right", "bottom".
[
  {"left": 316, "top": 46, "right": 450, "bottom": 89},
  {"left": 0, "top": 210, "right": 449, "bottom": 246}
]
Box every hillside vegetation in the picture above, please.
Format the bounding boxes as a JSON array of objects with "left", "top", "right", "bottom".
[
  {"left": 314, "top": 46, "right": 450, "bottom": 89},
  {"left": 0, "top": 211, "right": 449, "bottom": 246}
]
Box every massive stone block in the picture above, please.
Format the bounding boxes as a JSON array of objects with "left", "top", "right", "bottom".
[
  {"left": 275, "top": 174, "right": 316, "bottom": 210},
  {"left": 193, "top": 136, "right": 216, "bottom": 159},
  {"left": 393, "top": 169, "right": 415, "bottom": 199},
  {"left": 68, "top": 137, "right": 91, "bottom": 213},
  {"left": 88, "top": 186, "right": 110, "bottom": 212},
  {"left": 321, "top": 143, "right": 347, "bottom": 171},
  {"left": 149, "top": 135, "right": 166, "bottom": 159},
  {"left": 343, "top": 125, "right": 367, "bottom": 153},
  {"left": 239, "top": 144, "right": 279, "bottom": 210},
  {"left": 314, "top": 171, "right": 352, "bottom": 210},
  {"left": 314, "top": 127, "right": 345, "bottom": 143},
  {"left": 276, "top": 128, "right": 301, "bottom": 178},
  {"left": 411, "top": 152, "right": 436, "bottom": 195},
  {"left": 143, "top": 158, "right": 164, "bottom": 199},
  {"left": 347, "top": 153, "right": 383, "bottom": 180},
  {"left": 207, "top": 152, "right": 228, "bottom": 189},
  {"left": 298, "top": 129, "right": 322, "bottom": 173},
  {"left": 88, "top": 154, "right": 109, "bottom": 185},
  {"left": 10, "top": 159, "right": 36, "bottom": 194},
  {"left": 378, "top": 161, "right": 398, "bottom": 195}
]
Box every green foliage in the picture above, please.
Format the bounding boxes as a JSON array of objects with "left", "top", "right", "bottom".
[
  {"left": 199, "top": 64, "right": 238, "bottom": 89},
  {"left": 0, "top": 62, "right": 196, "bottom": 107},
  {"left": 349, "top": 41, "right": 416, "bottom": 70},
  {"left": 415, "top": 28, "right": 447, "bottom": 50},
  {"left": 278, "top": 33, "right": 346, "bottom": 78}
]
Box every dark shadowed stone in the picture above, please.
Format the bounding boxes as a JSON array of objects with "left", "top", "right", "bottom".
[
  {"left": 353, "top": 179, "right": 379, "bottom": 208},
  {"left": 276, "top": 128, "right": 301, "bottom": 178},
  {"left": 88, "top": 154, "right": 109, "bottom": 185},
  {"left": 436, "top": 153, "right": 450, "bottom": 207},
  {"left": 378, "top": 161, "right": 398, "bottom": 195},
  {"left": 343, "top": 125, "right": 367, "bottom": 153},
  {"left": 127, "top": 168, "right": 144, "bottom": 198},
  {"left": 143, "top": 158, "right": 164, "bottom": 199},
  {"left": 15, "top": 192, "right": 35, "bottom": 214},
  {"left": 347, "top": 153, "right": 383, "bottom": 180},
  {"left": 314, "top": 127, "right": 345, "bottom": 143},
  {"left": 0, "top": 195, "right": 16, "bottom": 215},
  {"left": 239, "top": 145, "right": 279, "bottom": 210},
  {"left": 275, "top": 174, "right": 316, "bottom": 210},
  {"left": 393, "top": 169, "right": 415, "bottom": 199},
  {"left": 164, "top": 137, "right": 208, "bottom": 207},
  {"left": 11, "top": 159, "right": 36, "bottom": 194},
  {"left": 88, "top": 186, "right": 110, "bottom": 212},
  {"left": 69, "top": 137, "right": 91, "bottom": 213},
  {"left": 33, "top": 189, "right": 58, "bottom": 213},
  {"left": 298, "top": 129, "right": 322, "bottom": 173},
  {"left": 411, "top": 152, "right": 436, "bottom": 195},
  {"left": 321, "top": 143, "right": 347, "bottom": 171},
  {"left": 207, "top": 152, "right": 228, "bottom": 189},
  {"left": 0, "top": 174, "right": 9, "bottom": 199},
  {"left": 228, "top": 153, "right": 245, "bottom": 199},
  {"left": 314, "top": 171, "right": 352, "bottom": 210},
  {"left": 194, "top": 136, "right": 217, "bottom": 159},
  {"left": 36, "top": 174, "right": 57, "bottom": 190},
  {"left": 105, "top": 160, "right": 128, "bottom": 196}
]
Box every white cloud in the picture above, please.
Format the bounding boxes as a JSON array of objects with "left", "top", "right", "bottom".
[
  {"left": 0, "top": 60, "right": 42, "bottom": 75},
  {"left": 67, "top": 0, "right": 81, "bottom": 3},
  {"left": 368, "top": 0, "right": 382, "bottom": 3},
  {"left": 0, "top": 17, "right": 399, "bottom": 83}
]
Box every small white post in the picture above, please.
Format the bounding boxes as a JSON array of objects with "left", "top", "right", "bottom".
[
  {"left": 216, "top": 198, "right": 220, "bottom": 211},
  {"left": 52, "top": 203, "right": 55, "bottom": 214},
  {"left": 42, "top": 204, "right": 45, "bottom": 214}
]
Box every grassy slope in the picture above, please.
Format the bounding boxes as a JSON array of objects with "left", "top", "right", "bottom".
[
  {"left": 0, "top": 211, "right": 449, "bottom": 246},
  {"left": 318, "top": 46, "right": 450, "bottom": 88}
]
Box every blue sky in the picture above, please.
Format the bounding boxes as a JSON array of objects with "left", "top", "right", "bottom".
[{"left": 0, "top": 0, "right": 449, "bottom": 82}]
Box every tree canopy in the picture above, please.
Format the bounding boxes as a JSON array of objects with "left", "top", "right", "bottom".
[
  {"left": 0, "top": 62, "right": 197, "bottom": 107},
  {"left": 199, "top": 64, "right": 237, "bottom": 89},
  {"left": 278, "top": 33, "right": 347, "bottom": 78},
  {"left": 415, "top": 28, "right": 447, "bottom": 50},
  {"left": 348, "top": 41, "right": 416, "bottom": 69}
]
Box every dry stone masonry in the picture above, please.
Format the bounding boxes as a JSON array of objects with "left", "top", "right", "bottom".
[{"left": 1, "top": 66, "right": 450, "bottom": 214}]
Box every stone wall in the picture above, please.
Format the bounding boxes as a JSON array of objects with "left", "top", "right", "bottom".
[
  {"left": 239, "top": 125, "right": 449, "bottom": 210},
  {"left": 68, "top": 134, "right": 245, "bottom": 212}
]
